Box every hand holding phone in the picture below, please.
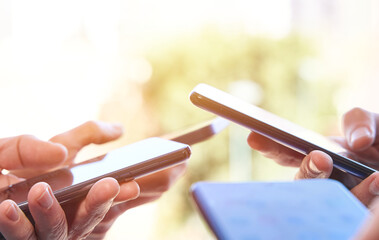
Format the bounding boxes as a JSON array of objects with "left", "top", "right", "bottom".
[
  {"left": 0, "top": 137, "right": 190, "bottom": 240},
  {"left": 0, "top": 119, "right": 228, "bottom": 239},
  {"left": 0, "top": 137, "right": 191, "bottom": 218},
  {"left": 0, "top": 122, "right": 141, "bottom": 239},
  {"left": 190, "top": 83, "right": 377, "bottom": 179}
]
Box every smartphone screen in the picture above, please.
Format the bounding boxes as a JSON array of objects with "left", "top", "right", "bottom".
[
  {"left": 0, "top": 137, "right": 191, "bottom": 218},
  {"left": 191, "top": 180, "right": 368, "bottom": 240},
  {"left": 190, "top": 83, "right": 376, "bottom": 179}
]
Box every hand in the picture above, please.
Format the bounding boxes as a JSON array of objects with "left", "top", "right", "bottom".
[
  {"left": 85, "top": 163, "right": 187, "bottom": 239},
  {"left": 0, "top": 121, "right": 140, "bottom": 239},
  {"left": 354, "top": 197, "right": 379, "bottom": 240},
  {"left": 247, "top": 108, "right": 379, "bottom": 206},
  {"left": 49, "top": 122, "right": 187, "bottom": 239}
]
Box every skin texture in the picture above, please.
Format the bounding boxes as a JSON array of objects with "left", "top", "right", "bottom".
[
  {"left": 247, "top": 107, "right": 379, "bottom": 239},
  {"left": 0, "top": 121, "right": 186, "bottom": 239},
  {"left": 355, "top": 199, "right": 379, "bottom": 240}
]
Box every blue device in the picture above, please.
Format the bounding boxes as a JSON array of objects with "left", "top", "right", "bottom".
[{"left": 191, "top": 179, "right": 369, "bottom": 240}]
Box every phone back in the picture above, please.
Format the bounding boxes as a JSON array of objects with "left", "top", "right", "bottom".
[{"left": 191, "top": 179, "right": 368, "bottom": 240}]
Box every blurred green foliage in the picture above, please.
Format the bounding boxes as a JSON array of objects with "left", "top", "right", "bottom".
[
  {"left": 140, "top": 29, "right": 341, "bottom": 238},
  {"left": 145, "top": 30, "right": 311, "bottom": 128}
]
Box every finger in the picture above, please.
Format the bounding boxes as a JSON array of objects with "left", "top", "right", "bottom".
[
  {"left": 294, "top": 150, "right": 333, "bottom": 180},
  {"left": 67, "top": 177, "right": 120, "bottom": 239},
  {"left": 329, "top": 136, "right": 349, "bottom": 149},
  {"left": 28, "top": 182, "right": 68, "bottom": 240},
  {"left": 0, "top": 200, "right": 37, "bottom": 240},
  {"left": 0, "top": 135, "right": 67, "bottom": 170},
  {"left": 351, "top": 172, "right": 379, "bottom": 206},
  {"left": 343, "top": 108, "right": 376, "bottom": 151},
  {"left": 86, "top": 181, "right": 141, "bottom": 240},
  {"left": 247, "top": 131, "right": 305, "bottom": 167},
  {"left": 87, "top": 196, "right": 161, "bottom": 240},
  {"left": 343, "top": 146, "right": 379, "bottom": 167},
  {"left": 117, "top": 195, "right": 160, "bottom": 211},
  {"left": 113, "top": 180, "right": 140, "bottom": 203},
  {"left": 0, "top": 173, "right": 23, "bottom": 187},
  {"left": 0, "top": 168, "right": 74, "bottom": 205},
  {"left": 0, "top": 174, "right": 25, "bottom": 205},
  {"left": 353, "top": 198, "right": 379, "bottom": 240},
  {"left": 0, "top": 174, "right": 26, "bottom": 203},
  {"left": 89, "top": 194, "right": 163, "bottom": 238},
  {"left": 329, "top": 136, "right": 379, "bottom": 167},
  {"left": 136, "top": 163, "right": 186, "bottom": 195},
  {"left": 49, "top": 121, "right": 123, "bottom": 163},
  {"left": 85, "top": 218, "right": 117, "bottom": 240}
]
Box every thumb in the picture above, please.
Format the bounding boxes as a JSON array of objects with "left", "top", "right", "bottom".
[
  {"left": 295, "top": 150, "right": 333, "bottom": 180},
  {"left": 343, "top": 108, "right": 376, "bottom": 152}
]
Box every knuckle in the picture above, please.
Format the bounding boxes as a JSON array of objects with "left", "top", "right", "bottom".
[
  {"left": 82, "top": 121, "right": 103, "bottom": 143},
  {"left": 19, "top": 134, "right": 36, "bottom": 141},
  {"left": 49, "top": 215, "right": 68, "bottom": 240},
  {"left": 83, "top": 120, "right": 102, "bottom": 133},
  {"left": 35, "top": 211, "right": 67, "bottom": 240},
  {"left": 24, "top": 230, "right": 36, "bottom": 240},
  {"left": 13, "top": 223, "right": 37, "bottom": 240},
  {"left": 16, "top": 135, "right": 37, "bottom": 168}
]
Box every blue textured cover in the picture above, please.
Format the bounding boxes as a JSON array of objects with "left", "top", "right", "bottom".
[{"left": 191, "top": 179, "right": 368, "bottom": 240}]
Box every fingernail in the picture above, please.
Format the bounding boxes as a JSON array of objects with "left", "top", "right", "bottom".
[
  {"left": 369, "top": 177, "right": 379, "bottom": 195},
  {"left": 5, "top": 201, "right": 19, "bottom": 222},
  {"left": 350, "top": 127, "right": 372, "bottom": 146},
  {"left": 37, "top": 186, "right": 54, "bottom": 209},
  {"left": 308, "top": 156, "right": 322, "bottom": 175}
]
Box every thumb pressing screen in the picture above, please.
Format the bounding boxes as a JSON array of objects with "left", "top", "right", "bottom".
[{"left": 191, "top": 179, "right": 368, "bottom": 240}]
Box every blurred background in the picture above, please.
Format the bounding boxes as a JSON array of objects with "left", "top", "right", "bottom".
[{"left": 1, "top": 0, "right": 379, "bottom": 239}]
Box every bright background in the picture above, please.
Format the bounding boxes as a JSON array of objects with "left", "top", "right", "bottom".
[{"left": 1, "top": 0, "right": 379, "bottom": 239}]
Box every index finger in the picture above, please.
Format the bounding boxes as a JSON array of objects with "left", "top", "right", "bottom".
[
  {"left": 0, "top": 135, "right": 67, "bottom": 170},
  {"left": 49, "top": 121, "right": 123, "bottom": 164},
  {"left": 247, "top": 131, "right": 305, "bottom": 167}
]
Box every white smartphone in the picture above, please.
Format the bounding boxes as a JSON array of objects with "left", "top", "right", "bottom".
[{"left": 190, "top": 83, "right": 376, "bottom": 179}]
